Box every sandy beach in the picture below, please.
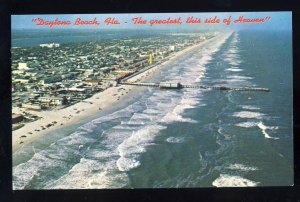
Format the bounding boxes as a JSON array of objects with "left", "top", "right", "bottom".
[{"left": 12, "top": 32, "right": 232, "bottom": 152}]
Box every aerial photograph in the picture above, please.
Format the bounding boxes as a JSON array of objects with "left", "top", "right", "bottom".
[{"left": 11, "top": 12, "right": 293, "bottom": 189}]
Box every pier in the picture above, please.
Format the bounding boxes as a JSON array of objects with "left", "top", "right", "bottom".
[{"left": 119, "top": 82, "right": 270, "bottom": 92}]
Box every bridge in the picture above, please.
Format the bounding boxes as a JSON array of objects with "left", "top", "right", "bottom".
[{"left": 119, "top": 81, "right": 270, "bottom": 92}]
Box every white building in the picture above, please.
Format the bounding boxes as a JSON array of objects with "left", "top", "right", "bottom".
[
  {"left": 18, "top": 63, "right": 29, "bottom": 70},
  {"left": 169, "top": 46, "right": 175, "bottom": 51},
  {"left": 37, "top": 97, "right": 65, "bottom": 106}
]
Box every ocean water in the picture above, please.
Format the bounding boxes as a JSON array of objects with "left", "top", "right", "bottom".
[{"left": 12, "top": 30, "right": 293, "bottom": 189}]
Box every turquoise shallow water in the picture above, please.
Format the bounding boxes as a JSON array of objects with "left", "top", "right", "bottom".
[{"left": 13, "top": 30, "right": 293, "bottom": 189}]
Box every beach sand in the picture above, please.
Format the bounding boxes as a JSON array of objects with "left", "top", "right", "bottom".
[{"left": 12, "top": 32, "right": 232, "bottom": 152}]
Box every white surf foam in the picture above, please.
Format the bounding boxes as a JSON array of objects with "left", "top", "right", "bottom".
[
  {"left": 116, "top": 157, "right": 141, "bottom": 172},
  {"left": 240, "top": 105, "right": 260, "bottom": 110},
  {"left": 224, "top": 57, "right": 242, "bottom": 66},
  {"left": 236, "top": 121, "right": 279, "bottom": 140},
  {"left": 102, "top": 130, "right": 132, "bottom": 148},
  {"left": 257, "top": 122, "right": 279, "bottom": 140},
  {"left": 235, "top": 122, "right": 258, "bottom": 128},
  {"left": 13, "top": 152, "right": 65, "bottom": 190},
  {"left": 217, "top": 127, "right": 232, "bottom": 140},
  {"left": 117, "top": 125, "right": 166, "bottom": 172},
  {"left": 227, "top": 75, "right": 253, "bottom": 80},
  {"left": 112, "top": 124, "right": 139, "bottom": 130},
  {"left": 130, "top": 113, "right": 156, "bottom": 121},
  {"left": 180, "top": 98, "right": 199, "bottom": 106},
  {"left": 161, "top": 111, "right": 197, "bottom": 123},
  {"left": 227, "top": 49, "right": 238, "bottom": 54},
  {"left": 227, "top": 163, "right": 258, "bottom": 171},
  {"left": 166, "top": 137, "right": 187, "bottom": 144},
  {"left": 223, "top": 55, "right": 240, "bottom": 62},
  {"left": 212, "top": 174, "right": 259, "bottom": 187},
  {"left": 92, "top": 105, "right": 136, "bottom": 124},
  {"left": 143, "top": 108, "right": 163, "bottom": 115},
  {"left": 160, "top": 94, "right": 200, "bottom": 124},
  {"left": 94, "top": 112, "right": 125, "bottom": 124},
  {"left": 226, "top": 68, "right": 243, "bottom": 72},
  {"left": 85, "top": 149, "right": 117, "bottom": 160},
  {"left": 233, "top": 111, "right": 264, "bottom": 119},
  {"left": 59, "top": 131, "right": 95, "bottom": 146},
  {"left": 45, "top": 158, "right": 128, "bottom": 189}
]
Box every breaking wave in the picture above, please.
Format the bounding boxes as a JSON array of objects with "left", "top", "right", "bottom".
[
  {"left": 226, "top": 163, "right": 258, "bottom": 171},
  {"left": 240, "top": 105, "right": 260, "bottom": 110},
  {"left": 212, "top": 174, "right": 259, "bottom": 187},
  {"left": 257, "top": 122, "right": 279, "bottom": 140},
  {"left": 226, "top": 68, "right": 243, "bottom": 72},
  {"left": 235, "top": 121, "right": 258, "bottom": 128},
  {"left": 117, "top": 125, "right": 166, "bottom": 171},
  {"left": 233, "top": 111, "right": 265, "bottom": 119}
]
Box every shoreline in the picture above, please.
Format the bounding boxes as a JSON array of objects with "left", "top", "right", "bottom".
[{"left": 12, "top": 31, "right": 233, "bottom": 153}]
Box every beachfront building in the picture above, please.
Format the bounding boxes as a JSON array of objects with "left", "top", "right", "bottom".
[
  {"left": 37, "top": 96, "right": 67, "bottom": 106},
  {"left": 17, "top": 62, "right": 29, "bottom": 70},
  {"left": 169, "top": 45, "right": 175, "bottom": 51}
]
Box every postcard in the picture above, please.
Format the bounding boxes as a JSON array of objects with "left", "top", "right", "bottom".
[{"left": 11, "top": 12, "right": 293, "bottom": 189}]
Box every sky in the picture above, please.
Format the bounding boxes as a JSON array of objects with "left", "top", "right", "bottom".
[{"left": 11, "top": 12, "right": 292, "bottom": 31}]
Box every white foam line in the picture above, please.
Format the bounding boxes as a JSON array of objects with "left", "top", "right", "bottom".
[
  {"left": 233, "top": 111, "right": 264, "bottom": 119},
  {"left": 240, "top": 105, "right": 260, "bottom": 110},
  {"left": 166, "top": 136, "right": 187, "bottom": 144},
  {"left": 227, "top": 76, "right": 253, "bottom": 80},
  {"left": 227, "top": 163, "right": 258, "bottom": 171},
  {"left": 117, "top": 125, "right": 166, "bottom": 172},
  {"left": 235, "top": 122, "right": 258, "bottom": 128},
  {"left": 226, "top": 68, "right": 243, "bottom": 72},
  {"left": 257, "top": 122, "right": 279, "bottom": 140},
  {"left": 44, "top": 158, "right": 128, "bottom": 189}
]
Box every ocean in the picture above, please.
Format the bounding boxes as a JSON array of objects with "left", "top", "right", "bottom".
[{"left": 12, "top": 30, "right": 293, "bottom": 189}]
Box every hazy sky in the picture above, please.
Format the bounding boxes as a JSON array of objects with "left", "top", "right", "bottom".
[{"left": 11, "top": 12, "right": 292, "bottom": 31}]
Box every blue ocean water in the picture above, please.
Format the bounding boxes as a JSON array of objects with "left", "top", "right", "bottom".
[{"left": 12, "top": 30, "right": 293, "bottom": 189}]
